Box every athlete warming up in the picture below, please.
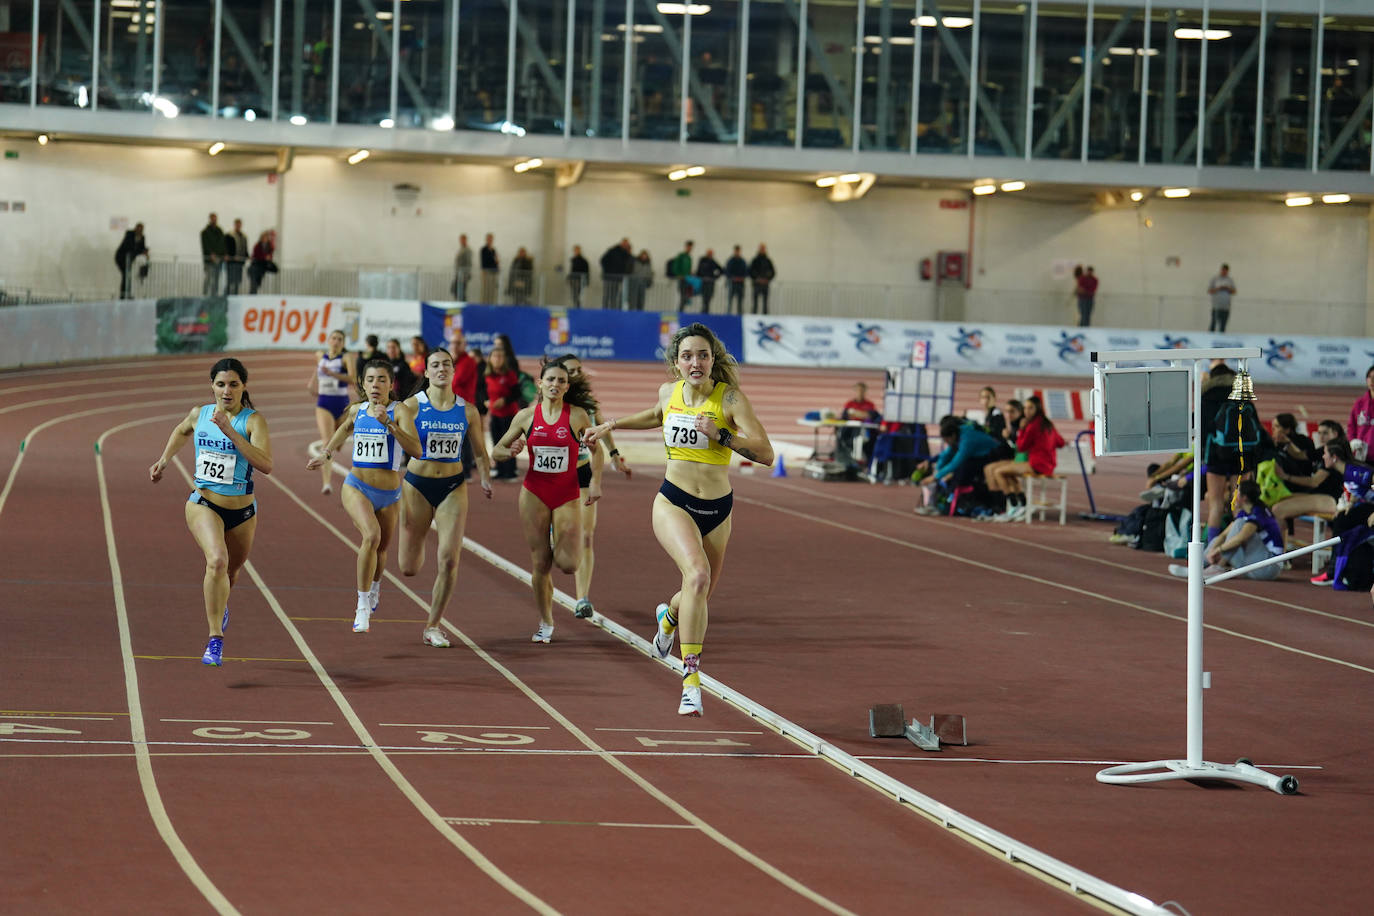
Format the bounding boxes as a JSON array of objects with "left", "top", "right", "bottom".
[
  {"left": 309, "top": 329, "right": 356, "bottom": 495},
  {"left": 396, "top": 348, "right": 493, "bottom": 648},
  {"left": 149, "top": 358, "right": 274, "bottom": 667},
  {"left": 584, "top": 323, "right": 773, "bottom": 716},
  {"left": 491, "top": 358, "right": 603, "bottom": 643},
  {"left": 554, "top": 354, "right": 632, "bottom": 619},
  {"left": 307, "top": 360, "right": 422, "bottom": 633}
]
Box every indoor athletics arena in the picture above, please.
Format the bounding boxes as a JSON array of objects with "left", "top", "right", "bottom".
[{"left": 3, "top": 1, "right": 1374, "bottom": 913}]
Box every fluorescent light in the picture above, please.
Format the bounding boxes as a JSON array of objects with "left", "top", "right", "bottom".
[
  {"left": 1000, "top": 180, "right": 1025, "bottom": 192},
  {"left": 616, "top": 23, "right": 665, "bottom": 33},
  {"left": 815, "top": 176, "right": 838, "bottom": 188},
  {"left": 430, "top": 114, "right": 454, "bottom": 131},
  {"left": 289, "top": 114, "right": 307, "bottom": 125},
  {"left": 499, "top": 120, "right": 526, "bottom": 137},
  {"left": 1347, "top": 59, "right": 1360, "bottom": 67},
  {"left": 513, "top": 158, "right": 544, "bottom": 173},
  {"left": 37, "top": 134, "right": 49, "bottom": 145},
  {"left": 1109, "top": 46, "right": 1159, "bottom": 56},
  {"left": 1321, "top": 193, "right": 1351, "bottom": 204},
  {"left": 1162, "top": 187, "right": 1191, "bottom": 198},
  {"left": 972, "top": 184, "right": 996, "bottom": 196},
  {"left": 244, "top": 109, "right": 257, "bottom": 122},
  {"left": 864, "top": 35, "right": 915, "bottom": 45},
  {"left": 347, "top": 149, "right": 370, "bottom": 165},
  {"left": 913, "top": 16, "right": 972, "bottom": 28},
  {"left": 685, "top": 165, "right": 706, "bottom": 177},
  {"left": 1174, "top": 28, "right": 1231, "bottom": 40},
  {"left": 379, "top": 117, "right": 395, "bottom": 128},
  {"left": 668, "top": 169, "right": 688, "bottom": 181},
  {"left": 1130, "top": 190, "right": 1144, "bottom": 202},
  {"left": 1284, "top": 196, "right": 1313, "bottom": 207},
  {"left": 375, "top": 10, "right": 392, "bottom": 19},
  {"left": 207, "top": 141, "right": 225, "bottom": 156},
  {"left": 656, "top": 2, "right": 710, "bottom": 13},
  {"left": 839, "top": 173, "right": 861, "bottom": 183}
]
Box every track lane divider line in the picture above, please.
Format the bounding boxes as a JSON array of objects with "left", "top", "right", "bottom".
[
  {"left": 272, "top": 463, "right": 862, "bottom": 916},
  {"left": 162, "top": 459, "right": 561, "bottom": 916},
  {"left": 96, "top": 418, "right": 240, "bottom": 916}
]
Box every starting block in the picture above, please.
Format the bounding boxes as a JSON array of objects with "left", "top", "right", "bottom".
[{"left": 868, "top": 704, "right": 967, "bottom": 751}]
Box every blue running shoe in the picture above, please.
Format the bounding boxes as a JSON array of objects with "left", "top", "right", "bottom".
[
  {"left": 652, "top": 603, "right": 675, "bottom": 660},
  {"left": 202, "top": 636, "right": 224, "bottom": 666},
  {"left": 220, "top": 606, "right": 230, "bottom": 632}
]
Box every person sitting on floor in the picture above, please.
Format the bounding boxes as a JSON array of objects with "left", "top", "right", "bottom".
[
  {"left": 1169, "top": 480, "right": 1284, "bottom": 581},
  {"left": 913, "top": 415, "right": 1000, "bottom": 516}
]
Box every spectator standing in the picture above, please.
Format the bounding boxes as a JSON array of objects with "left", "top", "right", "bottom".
[
  {"left": 630, "top": 249, "right": 654, "bottom": 311},
  {"left": 453, "top": 234, "right": 472, "bottom": 300},
  {"left": 247, "top": 230, "right": 277, "bottom": 293},
  {"left": 200, "top": 213, "right": 226, "bottom": 296},
  {"left": 568, "top": 245, "right": 590, "bottom": 307},
  {"left": 508, "top": 246, "right": 534, "bottom": 305},
  {"left": 483, "top": 339, "right": 524, "bottom": 479},
  {"left": 479, "top": 233, "right": 499, "bottom": 302},
  {"left": 724, "top": 245, "right": 748, "bottom": 314},
  {"left": 1207, "top": 264, "right": 1237, "bottom": 332},
  {"left": 446, "top": 325, "right": 479, "bottom": 404},
  {"left": 749, "top": 244, "right": 775, "bottom": 314},
  {"left": 668, "top": 241, "right": 694, "bottom": 310},
  {"left": 115, "top": 222, "right": 148, "bottom": 299},
  {"left": 1075, "top": 265, "right": 1098, "bottom": 327},
  {"left": 600, "top": 238, "right": 631, "bottom": 310},
  {"left": 224, "top": 219, "right": 249, "bottom": 294},
  {"left": 1350, "top": 364, "right": 1374, "bottom": 463},
  {"left": 696, "top": 248, "right": 722, "bottom": 313}
]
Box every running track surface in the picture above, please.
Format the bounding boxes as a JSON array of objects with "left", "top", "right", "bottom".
[{"left": 2, "top": 352, "right": 1372, "bottom": 915}]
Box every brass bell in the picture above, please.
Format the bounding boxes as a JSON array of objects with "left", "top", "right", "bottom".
[{"left": 1228, "top": 368, "right": 1257, "bottom": 402}]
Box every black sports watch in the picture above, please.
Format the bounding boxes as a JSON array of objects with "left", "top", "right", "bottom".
[{"left": 717, "top": 428, "right": 733, "bottom": 448}]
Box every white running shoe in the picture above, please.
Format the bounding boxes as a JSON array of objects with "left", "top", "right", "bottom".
[
  {"left": 652, "top": 603, "right": 675, "bottom": 660},
  {"left": 678, "top": 686, "right": 703, "bottom": 717},
  {"left": 532, "top": 622, "right": 554, "bottom": 644},
  {"left": 422, "top": 627, "right": 450, "bottom": 648},
  {"left": 352, "top": 606, "right": 371, "bottom": 633},
  {"left": 1168, "top": 564, "right": 1189, "bottom": 579},
  {"left": 369, "top": 586, "right": 380, "bottom": 612}
]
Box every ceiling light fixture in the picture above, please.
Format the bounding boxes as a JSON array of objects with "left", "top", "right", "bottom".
[
  {"left": 1000, "top": 180, "right": 1025, "bottom": 192},
  {"left": 912, "top": 16, "right": 972, "bottom": 28},
  {"left": 685, "top": 166, "right": 706, "bottom": 177},
  {"left": 347, "top": 149, "right": 370, "bottom": 165},
  {"left": 972, "top": 184, "right": 996, "bottom": 196},
  {"left": 1130, "top": 190, "right": 1144, "bottom": 202},
  {"left": 1161, "top": 188, "right": 1191, "bottom": 198},
  {"left": 207, "top": 141, "right": 225, "bottom": 156},
  {"left": 513, "top": 158, "right": 544, "bottom": 173},
  {"left": 37, "top": 134, "right": 49, "bottom": 145},
  {"left": 1174, "top": 28, "right": 1231, "bottom": 40},
  {"left": 1284, "top": 196, "right": 1313, "bottom": 207},
  {"left": 656, "top": 2, "right": 710, "bottom": 13},
  {"left": 815, "top": 176, "right": 837, "bottom": 188},
  {"left": 1321, "top": 193, "right": 1351, "bottom": 204},
  {"left": 668, "top": 169, "right": 688, "bottom": 181}
]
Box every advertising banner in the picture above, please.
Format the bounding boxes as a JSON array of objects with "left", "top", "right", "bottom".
[
  {"left": 226, "top": 296, "right": 420, "bottom": 351},
  {"left": 556, "top": 308, "right": 661, "bottom": 360},
  {"left": 454, "top": 304, "right": 552, "bottom": 356},
  {"left": 156, "top": 297, "right": 229, "bottom": 353}
]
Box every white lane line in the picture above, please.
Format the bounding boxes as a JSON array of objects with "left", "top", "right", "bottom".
[
  {"left": 768, "top": 476, "right": 1374, "bottom": 628},
  {"left": 444, "top": 817, "right": 694, "bottom": 829},
  {"left": 1, "top": 715, "right": 115, "bottom": 721},
  {"left": 270, "top": 467, "right": 861, "bottom": 916},
  {"left": 740, "top": 490, "right": 1374, "bottom": 676},
  {"left": 95, "top": 417, "right": 239, "bottom": 916},
  {"left": 594, "top": 727, "right": 764, "bottom": 734}
]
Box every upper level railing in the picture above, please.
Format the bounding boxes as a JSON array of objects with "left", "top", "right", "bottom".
[{"left": 4, "top": 257, "right": 1365, "bottom": 339}]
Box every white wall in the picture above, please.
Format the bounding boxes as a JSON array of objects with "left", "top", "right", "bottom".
[{"left": 1, "top": 137, "right": 1369, "bottom": 328}]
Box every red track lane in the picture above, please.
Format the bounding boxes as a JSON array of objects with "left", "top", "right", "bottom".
[{"left": 3, "top": 352, "right": 1372, "bottom": 915}]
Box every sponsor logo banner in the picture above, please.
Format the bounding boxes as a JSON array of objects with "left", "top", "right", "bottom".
[
  {"left": 156, "top": 297, "right": 228, "bottom": 353},
  {"left": 226, "top": 296, "right": 420, "bottom": 350}
]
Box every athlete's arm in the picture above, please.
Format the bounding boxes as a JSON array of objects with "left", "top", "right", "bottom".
[
  {"left": 491, "top": 407, "right": 534, "bottom": 461},
  {"left": 308, "top": 403, "right": 358, "bottom": 469},
  {"left": 389, "top": 399, "right": 424, "bottom": 459},
  {"left": 236, "top": 412, "right": 274, "bottom": 475},
  {"left": 695, "top": 386, "right": 775, "bottom": 466},
  {"left": 590, "top": 408, "right": 632, "bottom": 478},
  {"left": 584, "top": 382, "right": 671, "bottom": 445},
  {"left": 149, "top": 407, "right": 199, "bottom": 482},
  {"left": 575, "top": 407, "right": 604, "bottom": 505}
]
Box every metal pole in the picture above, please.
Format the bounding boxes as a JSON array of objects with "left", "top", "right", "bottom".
[
  {"left": 506, "top": 0, "right": 517, "bottom": 126},
  {"left": 391, "top": 0, "right": 401, "bottom": 124},
  {"left": 1140, "top": 0, "right": 1150, "bottom": 165},
  {"left": 29, "top": 0, "right": 38, "bottom": 107},
  {"left": 737, "top": 0, "right": 749, "bottom": 147},
  {"left": 331, "top": 0, "right": 341, "bottom": 124},
  {"left": 1024, "top": 0, "right": 1037, "bottom": 160},
  {"left": 212, "top": 0, "right": 223, "bottom": 117},
  {"left": 794, "top": 0, "right": 807, "bottom": 149},
  {"left": 152, "top": 0, "right": 163, "bottom": 113},
  {"left": 1310, "top": 0, "right": 1324, "bottom": 173},
  {"left": 967, "top": 0, "right": 979, "bottom": 158},
  {"left": 910, "top": 0, "right": 922, "bottom": 155},
  {"left": 852, "top": 0, "right": 865, "bottom": 152},
  {"left": 1196, "top": 2, "right": 1207, "bottom": 169},
  {"left": 1254, "top": 0, "right": 1266, "bottom": 169},
  {"left": 564, "top": 0, "right": 575, "bottom": 139},
  {"left": 272, "top": 0, "right": 282, "bottom": 120},
  {"left": 448, "top": 0, "right": 459, "bottom": 126},
  {"left": 91, "top": 0, "right": 100, "bottom": 111},
  {"left": 1204, "top": 537, "right": 1340, "bottom": 585},
  {"left": 1080, "top": 0, "right": 1092, "bottom": 161},
  {"left": 680, "top": 5, "right": 691, "bottom": 143},
  {"left": 620, "top": 0, "right": 632, "bottom": 142},
  {"left": 1186, "top": 357, "right": 1203, "bottom": 767}
]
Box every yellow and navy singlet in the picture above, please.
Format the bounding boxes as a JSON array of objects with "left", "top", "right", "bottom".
[{"left": 663, "top": 380, "right": 735, "bottom": 466}]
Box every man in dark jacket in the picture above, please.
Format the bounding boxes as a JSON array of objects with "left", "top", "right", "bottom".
[
  {"left": 724, "top": 244, "right": 748, "bottom": 314},
  {"left": 200, "top": 213, "right": 226, "bottom": 295},
  {"left": 696, "top": 249, "right": 722, "bottom": 314},
  {"left": 749, "top": 243, "right": 776, "bottom": 314},
  {"left": 568, "top": 245, "right": 590, "bottom": 307},
  {"left": 600, "top": 238, "right": 632, "bottom": 310},
  {"left": 224, "top": 218, "right": 249, "bottom": 294},
  {"left": 115, "top": 222, "right": 148, "bottom": 299}
]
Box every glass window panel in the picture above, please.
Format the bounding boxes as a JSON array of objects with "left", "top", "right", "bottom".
[
  {"left": 860, "top": 0, "right": 915, "bottom": 153},
  {"left": 395, "top": 0, "right": 458, "bottom": 130},
  {"left": 685, "top": 0, "right": 739, "bottom": 145},
  {"left": 2, "top": 0, "right": 37, "bottom": 104},
  {"left": 1086, "top": 5, "right": 1145, "bottom": 163},
  {"left": 1263, "top": 11, "right": 1315, "bottom": 169},
  {"left": 976, "top": 5, "right": 1030, "bottom": 158},
  {"left": 1142, "top": 8, "right": 1200, "bottom": 165},
  {"left": 103, "top": 0, "right": 154, "bottom": 110},
  {"left": 1317, "top": 15, "right": 1373, "bottom": 172},
  {"left": 157, "top": 0, "right": 218, "bottom": 117},
  {"left": 339, "top": 0, "right": 393, "bottom": 126},
  {"left": 917, "top": 2, "right": 974, "bottom": 155},
  {"left": 511, "top": 0, "right": 566, "bottom": 136},
  {"left": 457, "top": 0, "right": 511, "bottom": 130},
  {"left": 1192, "top": 10, "right": 1260, "bottom": 166},
  {"left": 277, "top": 0, "right": 331, "bottom": 123},
  {"left": 218, "top": 0, "right": 275, "bottom": 122},
  {"left": 628, "top": 0, "right": 681, "bottom": 141},
  {"left": 1030, "top": 3, "right": 1084, "bottom": 160},
  {"left": 802, "top": 0, "right": 855, "bottom": 149},
  {"left": 570, "top": 0, "right": 625, "bottom": 139},
  {"left": 743, "top": 0, "right": 796, "bottom": 146}
]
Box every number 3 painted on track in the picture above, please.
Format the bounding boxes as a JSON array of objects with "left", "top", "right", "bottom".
[{"left": 192, "top": 726, "right": 312, "bottom": 740}]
